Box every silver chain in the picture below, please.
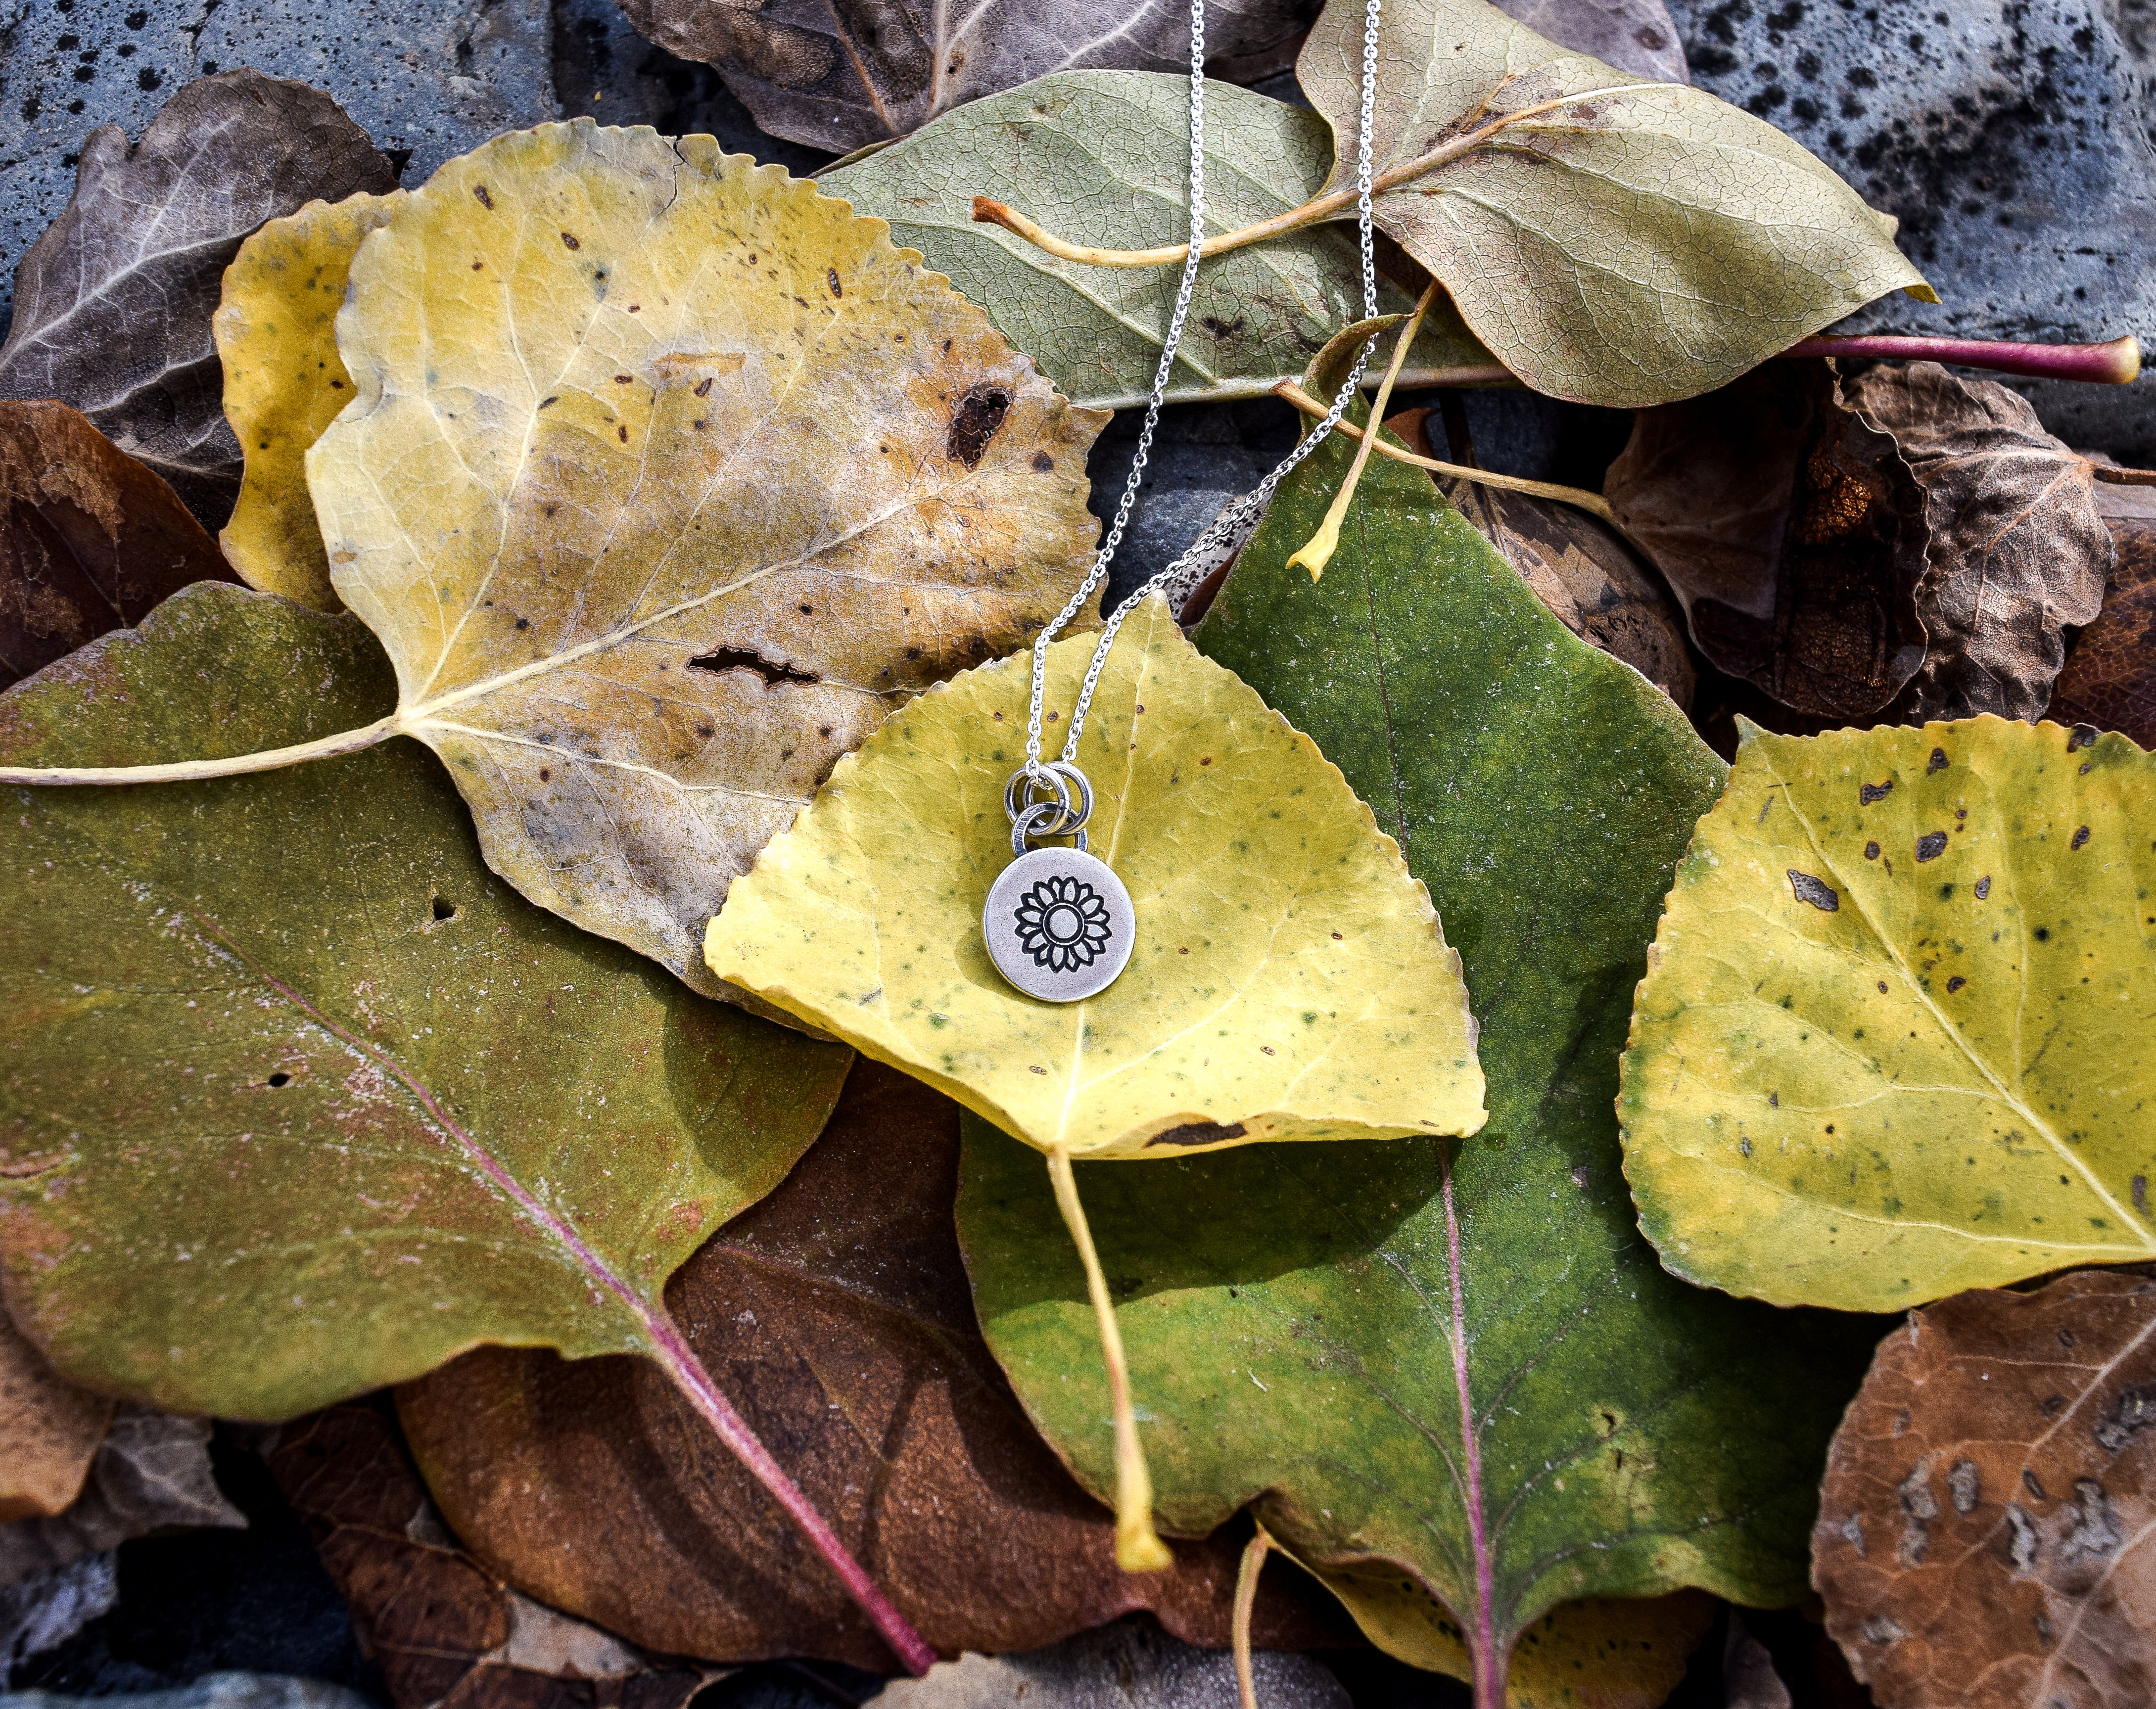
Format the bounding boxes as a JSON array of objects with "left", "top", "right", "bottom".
[{"left": 1014, "top": 0, "right": 1385, "bottom": 827}]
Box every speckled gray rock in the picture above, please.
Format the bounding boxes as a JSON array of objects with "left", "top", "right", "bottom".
[
  {"left": 0, "top": 0, "right": 556, "bottom": 330},
  {"left": 1666, "top": 0, "right": 2156, "bottom": 459},
  {"left": 867, "top": 1618, "right": 1351, "bottom": 1708}
]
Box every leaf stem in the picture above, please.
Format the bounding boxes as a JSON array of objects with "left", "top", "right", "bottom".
[
  {"left": 1270, "top": 382, "right": 1616, "bottom": 521},
  {"left": 2093, "top": 462, "right": 2156, "bottom": 485},
  {"left": 1233, "top": 1527, "right": 1271, "bottom": 1709},
  {"left": 1291, "top": 282, "right": 1439, "bottom": 581},
  {"left": 1046, "top": 1143, "right": 1172, "bottom": 1573},
  {"left": 1785, "top": 332, "right": 2141, "bottom": 384},
  {"left": 0, "top": 715, "right": 402, "bottom": 787},
  {"left": 640, "top": 1304, "right": 939, "bottom": 1675},
  {"left": 1439, "top": 1140, "right": 1505, "bottom": 1708},
  {"left": 970, "top": 84, "right": 1669, "bottom": 268}
]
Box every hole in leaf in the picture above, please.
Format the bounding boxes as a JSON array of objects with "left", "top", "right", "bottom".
[
  {"left": 267, "top": 1072, "right": 291, "bottom": 1088},
  {"left": 687, "top": 647, "right": 817, "bottom": 688},
  {"left": 431, "top": 896, "right": 457, "bottom": 923}
]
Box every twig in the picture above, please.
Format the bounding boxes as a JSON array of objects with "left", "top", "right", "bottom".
[
  {"left": 1047, "top": 1144, "right": 1172, "bottom": 1572},
  {"left": 971, "top": 84, "right": 1667, "bottom": 268},
  {"left": 1233, "top": 1528, "right": 1272, "bottom": 1709},
  {"left": 1290, "top": 282, "right": 1439, "bottom": 580},
  {"left": 1270, "top": 382, "right": 1615, "bottom": 522}
]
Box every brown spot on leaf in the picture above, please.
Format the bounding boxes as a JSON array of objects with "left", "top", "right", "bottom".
[
  {"left": 1915, "top": 831, "right": 1948, "bottom": 861},
  {"left": 473, "top": 184, "right": 493, "bottom": 210},
  {"left": 946, "top": 385, "right": 1011, "bottom": 468}
]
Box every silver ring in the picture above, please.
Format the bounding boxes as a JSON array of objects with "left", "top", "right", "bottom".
[
  {"left": 1003, "top": 762, "right": 1092, "bottom": 838},
  {"left": 1011, "top": 798, "right": 1089, "bottom": 857}
]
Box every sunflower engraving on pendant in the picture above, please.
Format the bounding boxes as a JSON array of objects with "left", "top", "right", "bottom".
[{"left": 1011, "top": 874, "right": 1114, "bottom": 973}]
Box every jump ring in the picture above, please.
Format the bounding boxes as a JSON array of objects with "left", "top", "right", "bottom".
[{"left": 1011, "top": 798, "right": 1090, "bottom": 857}]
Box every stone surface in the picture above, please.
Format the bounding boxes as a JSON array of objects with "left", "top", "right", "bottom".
[
  {"left": 1666, "top": 0, "right": 2156, "bottom": 460},
  {"left": 868, "top": 1618, "right": 1352, "bottom": 1708},
  {"left": 0, "top": 1558, "right": 114, "bottom": 1687},
  {"left": 0, "top": 1672, "right": 374, "bottom": 1709},
  {"left": 0, "top": 0, "right": 557, "bottom": 333}
]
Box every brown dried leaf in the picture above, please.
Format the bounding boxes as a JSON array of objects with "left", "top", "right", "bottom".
[
  {"left": 1844, "top": 363, "right": 2112, "bottom": 723},
  {"left": 1492, "top": 0, "right": 1690, "bottom": 82},
  {"left": 1604, "top": 361, "right": 1926, "bottom": 720},
  {"left": 615, "top": 0, "right": 1322, "bottom": 154},
  {"left": 0, "top": 402, "right": 233, "bottom": 689},
  {"left": 1389, "top": 406, "right": 1696, "bottom": 708},
  {"left": 0, "top": 1307, "right": 111, "bottom": 1525},
  {"left": 1609, "top": 361, "right": 2113, "bottom": 723},
  {"left": 2038, "top": 467, "right": 2156, "bottom": 750},
  {"left": 0, "top": 71, "right": 397, "bottom": 528},
  {"left": 0, "top": 1406, "right": 246, "bottom": 1585},
  {"left": 1812, "top": 1270, "right": 2156, "bottom": 1709},
  {"left": 397, "top": 1060, "right": 1352, "bottom": 1669},
  {"left": 265, "top": 1402, "right": 721, "bottom": 1709}
]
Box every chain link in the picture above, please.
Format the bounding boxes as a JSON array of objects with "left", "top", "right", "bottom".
[{"left": 1017, "top": 0, "right": 1384, "bottom": 819}]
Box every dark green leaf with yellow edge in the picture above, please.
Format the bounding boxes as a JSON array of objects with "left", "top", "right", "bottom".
[
  {"left": 1619, "top": 717, "right": 2156, "bottom": 1312},
  {"left": 0, "top": 583, "right": 849, "bottom": 1419},
  {"left": 955, "top": 413, "right": 1879, "bottom": 1699}
]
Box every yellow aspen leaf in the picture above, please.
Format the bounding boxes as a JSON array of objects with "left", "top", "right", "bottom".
[
  {"left": 1620, "top": 716, "right": 2156, "bottom": 1311},
  {"left": 1309, "top": 1557, "right": 1716, "bottom": 1709},
  {"left": 215, "top": 190, "right": 405, "bottom": 610},
  {"left": 303, "top": 120, "right": 1104, "bottom": 999},
  {"left": 706, "top": 596, "right": 1488, "bottom": 1159}
]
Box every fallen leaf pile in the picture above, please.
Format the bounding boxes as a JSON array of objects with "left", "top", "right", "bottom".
[{"left": 0, "top": 3, "right": 2149, "bottom": 1705}]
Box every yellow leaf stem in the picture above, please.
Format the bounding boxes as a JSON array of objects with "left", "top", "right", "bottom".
[
  {"left": 1289, "top": 281, "right": 1437, "bottom": 581},
  {"left": 1234, "top": 1527, "right": 1272, "bottom": 1709},
  {"left": 1047, "top": 1143, "right": 1172, "bottom": 1573}
]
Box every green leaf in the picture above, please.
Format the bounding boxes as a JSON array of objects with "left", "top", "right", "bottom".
[
  {"left": 1620, "top": 717, "right": 2156, "bottom": 1312},
  {"left": 1296, "top": 0, "right": 1932, "bottom": 406},
  {"left": 824, "top": 73, "right": 1498, "bottom": 409},
  {"left": 955, "top": 412, "right": 1878, "bottom": 1692},
  {"left": 0, "top": 583, "right": 850, "bottom": 1418}
]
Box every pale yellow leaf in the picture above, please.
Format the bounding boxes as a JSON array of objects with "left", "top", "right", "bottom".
[
  {"left": 305, "top": 121, "right": 1105, "bottom": 999},
  {"left": 215, "top": 191, "right": 406, "bottom": 610},
  {"left": 707, "top": 597, "right": 1488, "bottom": 1158}
]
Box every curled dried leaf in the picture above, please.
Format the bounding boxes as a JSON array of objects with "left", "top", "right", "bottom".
[
  {"left": 2049, "top": 470, "right": 2156, "bottom": 748},
  {"left": 1605, "top": 362, "right": 1925, "bottom": 719},
  {"left": 1609, "top": 361, "right": 2113, "bottom": 724}
]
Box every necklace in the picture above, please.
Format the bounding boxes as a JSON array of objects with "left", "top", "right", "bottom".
[{"left": 983, "top": 0, "right": 1388, "bottom": 1004}]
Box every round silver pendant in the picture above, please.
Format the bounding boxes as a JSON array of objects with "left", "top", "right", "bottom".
[{"left": 984, "top": 845, "right": 1136, "bottom": 1003}]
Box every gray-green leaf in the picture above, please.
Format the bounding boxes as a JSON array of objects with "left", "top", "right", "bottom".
[
  {"left": 824, "top": 73, "right": 1496, "bottom": 409},
  {"left": 1298, "top": 0, "right": 1932, "bottom": 406}
]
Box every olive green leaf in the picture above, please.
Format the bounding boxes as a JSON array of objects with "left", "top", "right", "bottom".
[
  {"left": 1620, "top": 717, "right": 2156, "bottom": 1312},
  {"left": 956, "top": 409, "right": 1879, "bottom": 1697},
  {"left": 0, "top": 582, "right": 850, "bottom": 1420},
  {"left": 1296, "top": 0, "right": 1932, "bottom": 406},
  {"left": 215, "top": 191, "right": 407, "bottom": 611},
  {"left": 823, "top": 73, "right": 1498, "bottom": 410},
  {"left": 707, "top": 595, "right": 1487, "bottom": 1160}
]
